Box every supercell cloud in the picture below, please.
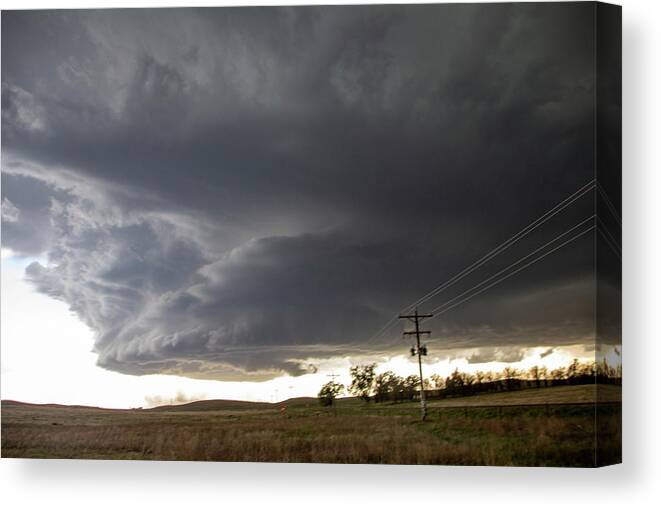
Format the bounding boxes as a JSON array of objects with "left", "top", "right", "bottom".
[{"left": 2, "top": 4, "right": 606, "bottom": 379}]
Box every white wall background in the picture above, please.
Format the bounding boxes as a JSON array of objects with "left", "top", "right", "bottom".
[{"left": 1, "top": 0, "right": 659, "bottom": 505}]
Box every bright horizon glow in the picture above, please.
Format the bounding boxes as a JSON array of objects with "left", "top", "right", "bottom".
[{"left": 1, "top": 249, "right": 616, "bottom": 409}]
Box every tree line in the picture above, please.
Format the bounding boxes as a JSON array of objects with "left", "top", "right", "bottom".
[{"left": 318, "top": 358, "right": 621, "bottom": 406}]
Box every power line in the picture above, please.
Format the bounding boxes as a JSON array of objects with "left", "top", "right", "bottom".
[
  {"left": 365, "top": 313, "right": 401, "bottom": 345},
  {"left": 365, "top": 180, "right": 596, "bottom": 344},
  {"left": 429, "top": 215, "right": 595, "bottom": 315},
  {"left": 428, "top": 225, "right": 596, "bottom": 320},
  {"left": 597, "top": 216, "right": 621, "bottom": 253},
  {"left": 597, "top": 182, "right": 622, "bottom": 227},
  {"left": 597, "top": 226, "right": 622, "bottom": 260},
  {"left": 400, "top": 179, "right": 596, "bottom": 311}
]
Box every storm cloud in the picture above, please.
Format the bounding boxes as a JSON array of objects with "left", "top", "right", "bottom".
[{"left": 2, "top": 4, "right": 606, "bottom": 379}]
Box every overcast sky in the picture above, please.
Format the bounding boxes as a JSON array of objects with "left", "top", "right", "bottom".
[{"left": 1, "top": 4, "right": 620, "bottom": 398}]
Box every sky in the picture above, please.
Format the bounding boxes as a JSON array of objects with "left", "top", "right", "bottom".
[{"left": 1, "top": 4, "right": 621, "bottom": 407}]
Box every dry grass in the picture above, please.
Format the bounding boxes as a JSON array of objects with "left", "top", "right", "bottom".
[{"left": 1, "top": 386, "right": 621, "bottom": 466}]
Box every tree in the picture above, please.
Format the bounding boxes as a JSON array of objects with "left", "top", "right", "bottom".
[
  {"left": 579, "top": 361, "right": 596, "bottom": 377},
  {"left": 430, "top": 373, "right": 445, "bottom": 390},
  {"left": 502, "top": 367, "right": 519, "bottom": 390},
  {"left": 318, "top": 381, "right": 344, "bottom": 407},
  {"left": 474, "top": 371, "right": 487, "bottom": 385},
  {"left": 502, "top": 366, "right": 519, "bottom": 380},
  {"left": 373, "top": 371, "right": 402, "bottom": 403},
  {"left": 445, "top": 368, "right": 465, "bottom": 391},
  {"left": 349, "top": 363, "right": 377, "bottom": 402},
  {"left": 460, "top": 372, "right": 475, "bottom": 387},
  {"left": 550, "top": 367, "right": 566, "bottom": 380},
  {"left": 567, "top": 358, "right": 580, "bottom": 380},
  {"left": 403, "top": 374, "right": 421, "bottom": 400},
  {"left": 528, "top": 365, "right": 541, "bottom": 386},
  {"left": 538, "top": 366, "right": 548, "bottom": 384},
  {"left": 596, "top": 359, "right": 611, "bottom": 379}
]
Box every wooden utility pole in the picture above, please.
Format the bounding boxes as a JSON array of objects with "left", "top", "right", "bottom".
[{"left": 399, "top": 308, "right": 432, "bottom": 421}]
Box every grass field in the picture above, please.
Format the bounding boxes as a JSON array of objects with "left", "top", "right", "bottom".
[
  {"left": 426, "top": 384, "right": 622, "bottom": 407},
  {"left": 1, "top": 384, "right": 621, "bottom": 466}
]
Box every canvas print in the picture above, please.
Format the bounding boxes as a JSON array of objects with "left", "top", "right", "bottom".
[{"left": 1, "top": 2, "right": 621, "bottom": 466}]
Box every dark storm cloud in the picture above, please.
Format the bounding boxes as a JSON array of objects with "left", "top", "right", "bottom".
[
  {"left": 0, "top": 173, "right": 68, "bottom": 255},
  {"left": 2, "top": 4, "right": 602, "bottom": 379},
  {"left": 467, "top": 347, "right": 526, "bottom": 365},
  {"left": 540, "top": 347, "right": 555, "bottom": 359}
]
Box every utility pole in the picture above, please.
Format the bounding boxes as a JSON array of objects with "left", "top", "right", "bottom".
[{"left": 399, "top": 308, "right": 433, "bottom": 421}]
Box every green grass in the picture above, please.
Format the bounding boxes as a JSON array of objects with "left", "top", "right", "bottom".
[
  {"left": 426, "top": 384, "right": 621, "bottom": 407},
  {"left": 1, "top": 384, "right": 621, "bottom": 466}
]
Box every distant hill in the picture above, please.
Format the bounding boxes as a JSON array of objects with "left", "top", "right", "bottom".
[
  {"left": 149, "top": 396, "right": 320, "bottom": 412},
  {"left": 0, "top": 396, "right": 323, "bottom": 412},
  {"left": 148, "top": 399, "right": 271, "bottom": 411},
  {"left": 1, "top": 399, "right": 120, "bottom": 411}
]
